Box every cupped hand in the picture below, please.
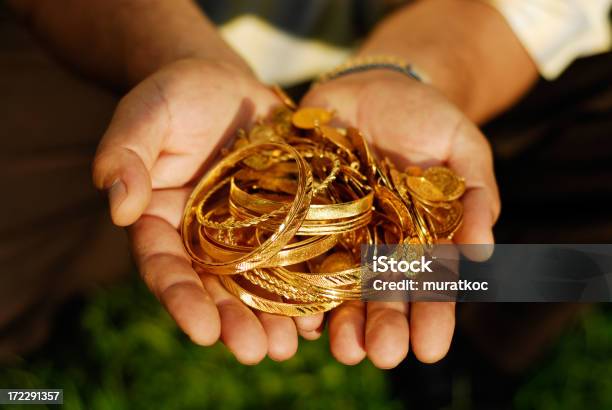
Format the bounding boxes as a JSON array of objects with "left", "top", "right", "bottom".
[
  {"left": 93, "top": 59, "right": 317, "bottom": 364},
  {"left": 300, "top": 70, "right": 501, "bottom": 368}
]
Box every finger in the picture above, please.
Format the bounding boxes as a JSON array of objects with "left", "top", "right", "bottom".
[
  {"left": 201, "top": 275, "right": 268, "bottom": 365},
  {"left": 454, "top": 188, "right": 496, "bottom": 260},
  {"left": 447, "top": 120, "right": 500, "bottom": 260},
  {"left": 93, "top": 84, "right": 170, "bottom": 226},
  {"left": 130, "top": 215, "right": 220, "bottom": 346},
  {"left": 256, "top": 311, "right": 298, "bottom": 361},
  {"left": 294, "top": 314, "right": 325, "bottom": 340},
  {"left": 299, "top": 329, "right": 324, "bottom": 340},
  {"left": 365, "top": 301, "right": 410, "bottom": 369},
  {"left": 410, "top": 301, "right": 455, "bottom": 363},
  {"left": 328, "top": 301, "right": 366, "bottom": 365}
]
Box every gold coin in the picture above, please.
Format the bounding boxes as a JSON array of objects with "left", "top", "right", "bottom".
[
  {"left": 249, "top": 124, "right": 282, "bottom": 143},
  {"left": 318, "top": 252, "right": 355, "bottom": 273},
  {"left": 269, "top": 107, "right": 294, "bottom": 136},
  {"left": 423, "top": 200, "right": 463, "bottom": 239},
  {"left": 375, "top": 185, "right": 414, "bottom": 237},
  {"left": 405, "top": 175, "right": 446, "bottom": 203},
  {"left": 386, "top": 164, "right": 404, "bottom": 191},
  {"left": 394, "top": 242, "right": 425, "bottom": 277},
  {"left": 292, "top": 107, "right": 333, "bottom": 129},
  {"left": 319, "top": 125, "right": 353, "bottom": 151},
  {"left": 422, "top": 166, "right": 466, "bottom": 201}
]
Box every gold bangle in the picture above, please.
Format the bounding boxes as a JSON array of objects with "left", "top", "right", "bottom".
[
  {"left": 196, "top": 227, "right": 339, "bottom": 268},
  {"left": 242, "top": 270, "right": 329, "bottom": 303},
  {"left": 229, "top": 177, "right": 374, "bottom": 222},
  {"left": 195, "top": 177, "right": 289, "bottom": 230},
  {"left": 181, "top": 142, "right": 313, "bottom": 275},
  {"left": 220, "top": 275, "right": 342, "bottom": 317}
]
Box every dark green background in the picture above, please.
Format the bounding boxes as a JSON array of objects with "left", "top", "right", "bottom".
[{"left": 1, "top": 278, "right": 611, "bottom": 410}]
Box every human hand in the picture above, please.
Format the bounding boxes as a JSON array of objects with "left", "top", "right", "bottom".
[
  {"left": 93, "top": 59, "right": 318, "bottom": 364},
  {"left": 300, "top": 70, "right": 501, "bottom": 368}
]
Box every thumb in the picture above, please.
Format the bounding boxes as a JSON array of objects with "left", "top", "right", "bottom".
[
  {"left": 93, "top": 145, "right": 152, "bottom": 226},
  {"left": 93, "top": 84, "right": 170, "bottom": 226}
]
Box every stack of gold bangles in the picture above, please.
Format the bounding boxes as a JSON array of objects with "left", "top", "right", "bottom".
[{"left": 181, "top": 98, "right": 466, "bottom": 316}]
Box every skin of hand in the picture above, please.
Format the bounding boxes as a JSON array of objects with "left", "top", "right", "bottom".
[
  {"left": 299, "top": 69, "right": 501, "bottom": 368},
  {"left": 92, "top": 58, "right": 327, "bottom": 364}
]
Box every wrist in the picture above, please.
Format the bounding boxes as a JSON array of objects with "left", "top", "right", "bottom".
[
  {"left": 355, "top": 0, "right": 538, "bottom": 124},
  {"left": 352, "top": 49, "right": 474, "bottom": 115}
]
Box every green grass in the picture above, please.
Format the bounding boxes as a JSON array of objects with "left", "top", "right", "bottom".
[
  {"left": 515, "top": 306, "right": 612, "bottom": 410},
  {"left": 0, "top": 279, "right": 400, "bottom": 410},
  {"left": 1, "top": 278, "right": 611, "bottom": 409}
]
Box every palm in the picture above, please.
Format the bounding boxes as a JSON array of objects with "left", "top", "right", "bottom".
[
  {"left": 357, "top": 87, "right": 458, "bottom": 165},
  {"left": 300, "top": 72, "right": 500, "bottom": 367},
  {"left": 135, "top": 61, "right": 282, "bottom": 229},
  {"left": 143, "top": 61, "right": 280, "bottom": 189},
  {"left": 303, "top": 72, "right": 499, "bottom": 246}
]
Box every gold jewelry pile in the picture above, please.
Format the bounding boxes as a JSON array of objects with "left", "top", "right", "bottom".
[{"left": 181, "top": 103, "right": 465, "bottom": 316}]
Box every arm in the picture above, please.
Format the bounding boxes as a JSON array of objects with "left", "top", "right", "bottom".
[
  {"left": 7, "top": 0, "right": 251, "bottom": 86},
  {"left": 357, "top": 0, "right": 539, "bottom": 123}
]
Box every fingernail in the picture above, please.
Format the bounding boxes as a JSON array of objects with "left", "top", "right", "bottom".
[{"left": 108, "top": 179, "right": 127, "bottom": 210}]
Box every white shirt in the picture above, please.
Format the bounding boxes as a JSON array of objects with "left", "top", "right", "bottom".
[{"left": 487, "top": 0, "right": 612, "bottom": 79}]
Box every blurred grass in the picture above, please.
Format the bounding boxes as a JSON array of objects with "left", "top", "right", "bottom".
[
  {"left": 0, "top": 279, "right": 400, "bottom": 410},
  {"left": 514, "top": 305, "right": 612, "bottom": 410},
  {"left": 1, "top": 278, "right": 611, "bottom": 409}
]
